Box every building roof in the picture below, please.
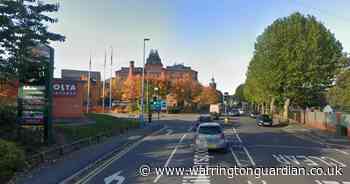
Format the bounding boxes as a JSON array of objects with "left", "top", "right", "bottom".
[
  {"left": 166, "top": 63, "right": 194, "bottom": 71},
  {"left": 61, "top": 69, "right": 101, "bottom": 81},
  {"left": 146, "top": 49, "right": 162, "bottom": 65}
]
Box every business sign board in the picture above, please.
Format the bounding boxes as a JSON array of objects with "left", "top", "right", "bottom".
[
  {"left": 18, "top": 85, "right": 46, "bottom": 125},
  {"left": 52, "top": 82, "right": 77, "bottom": 96}
]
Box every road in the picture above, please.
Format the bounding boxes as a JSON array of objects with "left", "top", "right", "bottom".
[{"left": 69, "top": 115, "right": 350, "bottom": 184}]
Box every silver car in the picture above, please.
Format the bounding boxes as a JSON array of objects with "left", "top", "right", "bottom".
[{"left": 194, "top": 122, "right": 227, "bottom": 150}]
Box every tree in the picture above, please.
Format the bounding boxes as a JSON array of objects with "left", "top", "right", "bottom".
[
  {"left": 234, "top": 84, "right": 245, "bottom": 102},
  {"left": 169, "top": 74, "right": 202, "bottom": 107},
  {"left": 0, "top": 0, "right": 65, "bottom": 83},
  {"left": 327, "top": 69, "right": 350, "bottom": 110},
  {"left": 244, "top": 12, "right": 343, "bottom": 118},
  {"left": 198, "top": 86, "right": 220, "bottom": 106}
]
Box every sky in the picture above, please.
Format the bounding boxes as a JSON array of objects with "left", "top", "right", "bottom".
[{"left": 48, "top": 0, "right": 350, "bottom": 94}]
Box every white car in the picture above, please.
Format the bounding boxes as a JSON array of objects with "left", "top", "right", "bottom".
[{"left": 194, "top": 122, "right": 227, "bottom": 150}]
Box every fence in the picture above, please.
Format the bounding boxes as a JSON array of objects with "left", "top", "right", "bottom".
[
  {"left": 285, "top": 110, "right": 350, "bottom": 136},
  {"left": 25, "top": 126, "right": 131, "bottom": 170}
]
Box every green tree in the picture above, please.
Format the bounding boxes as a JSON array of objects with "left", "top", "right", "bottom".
[
  {"left": 0, "top": 0, "right": 65, "bottom": 83},
  {"left": 244, "top": 12, "right": 343, "bottom": 118},
  {"left": 327, "top": 69, "right": 350, "bottom": 111},
  {"left": 234, "top": 84, "right": 245, "bottom": 102}
]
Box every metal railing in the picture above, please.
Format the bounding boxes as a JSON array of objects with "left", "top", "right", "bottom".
[{"left": 25, "top": 126, "right": 131, "bottom": 170}]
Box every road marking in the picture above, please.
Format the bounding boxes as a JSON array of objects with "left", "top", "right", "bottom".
[
  {"left": 165, "top": 129, "right": 173, "bottom": 136},
  {"left": 272, "top": 154, "right": 346, "bottom": 167},
  {"left": 104, "top": 170, "right": 125, "bottom": 184},
  {"left": 232, "top": 128, "right": 242, "bottom": 143},
  {"left": 248, "top": 180, "right": 267, "bottom": 184},
  {"left": 248, "top": 144, "right": 328, "bottom": 150},
  {"left": 153, "top": 133, "right": 188, "bottom": 183},
  {"left": 334, "top": 148, "right": 349, "bottom": 155},
  {"left": 315, "top": 180, "right": 350, "bottom": 184},
  {"left": 66, "top": 126, "right": 167, "bottom": 184},
  {"left": 230, "top": 147, "right": 242, "bottom": 167},
  {"left": 242, "top": 146, "right": 256, "bottom": 166}
]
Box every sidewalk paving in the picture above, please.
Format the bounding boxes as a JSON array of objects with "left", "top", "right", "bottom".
[
  {"left": 13, "top": 123, "right": 163, "bottom": 184},
  {"left": 283, "top": 123, "right": 350, "bottom": 146}
]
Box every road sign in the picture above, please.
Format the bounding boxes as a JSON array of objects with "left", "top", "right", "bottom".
[
  {"left": 19, "top": 85, "right": 47, "bottom": 125},
  {"left": 151, "top": 100, "right": 162, "bottom": 112}
]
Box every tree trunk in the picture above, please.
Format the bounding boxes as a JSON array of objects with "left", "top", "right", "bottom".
[
  {"left": 270, "top": 98, "right": 275, "bottom": 115},
  {"left": 262, "top": 103, "right": 265, "bottom": 114},
  {"left": 283, "top": 98, "right": 290, "bottom": 121}
]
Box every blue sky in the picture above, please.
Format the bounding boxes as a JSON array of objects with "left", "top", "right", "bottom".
[{"left": 49, "top": 0, "right": 350, "bottom": 93}]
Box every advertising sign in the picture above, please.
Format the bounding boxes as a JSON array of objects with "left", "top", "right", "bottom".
[{"left": 52, "top": 82, "right": 77, "bottom": 96}]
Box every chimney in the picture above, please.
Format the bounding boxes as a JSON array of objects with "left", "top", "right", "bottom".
[{"left": 128, "top": 61, "right": 135, "bottom": 77}]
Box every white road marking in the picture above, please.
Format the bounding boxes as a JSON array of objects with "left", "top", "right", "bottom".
[
  {"left": 67, "top": 126, "right": 167, "bottom": 184},
  {"left": 165, "top": 129, "right": 173, "bottom": 136},
  {"left": 232, "top": 128, "right": 243, "bottom": 143},
  {"left": 334, "top": 148, "right": 349, "bottom": 155},
  {"left": 153, "top": 133, "right": 188, "bottom": 183},
  {"left": 242, "top": 146, "right": 256, "bottom": 166},
  {"left": 104, "top": 170, "right": 125, "bottom": 184},
  {"left": 230, "top": 147, "right": 242, "bottom": 167},
  {"left": 248, "top": 180, "right": 267, "bottom": 184}
]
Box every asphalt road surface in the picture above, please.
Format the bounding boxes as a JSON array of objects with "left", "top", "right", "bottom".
[{"left": 70, "top": 115, "right": 350, "bottom": 184}]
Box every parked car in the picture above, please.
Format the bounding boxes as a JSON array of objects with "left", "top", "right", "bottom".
[
  {"left": 194, "top": 122, "right": 227, "bottom": 150},
  {"left": 238, "top": 109, "right": 245, "bottom": 115},
  {"left": 249, "top": 111, "right": 259, "bottom": 118},
  {"left": 256, "top": 114, "right": 273, "bottom": 126}
]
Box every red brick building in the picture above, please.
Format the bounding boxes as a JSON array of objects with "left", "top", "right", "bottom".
[
  {"left": 115, "top": 49, "right": 198, "bottom": 91},
  {"left": 52, "top": 79, "right": 85, "bottom": 118}
]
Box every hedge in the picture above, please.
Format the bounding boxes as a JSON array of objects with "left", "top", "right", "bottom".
[{"left": 0, "top": 139, "right": 25, "bottom": 182}]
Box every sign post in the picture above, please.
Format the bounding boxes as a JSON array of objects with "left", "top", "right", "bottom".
[{"left": 17, "top": 45, "right": 54, "bottom": 145}]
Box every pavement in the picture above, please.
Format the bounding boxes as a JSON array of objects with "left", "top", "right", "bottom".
[
  {"left": 14, "top": 123, "right": 163, "bottom": 184},
  {"left": 14, "top": 114, "right": 350, "bottom": 184}
]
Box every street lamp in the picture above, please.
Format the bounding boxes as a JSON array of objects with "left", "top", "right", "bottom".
[{"left": 140, "top": 38, "right": 150, "bottom": 125}]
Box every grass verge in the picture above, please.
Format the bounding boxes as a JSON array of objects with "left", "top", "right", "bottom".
[{"left": 54, "top": 113, "right": 140, "bottom": 142}]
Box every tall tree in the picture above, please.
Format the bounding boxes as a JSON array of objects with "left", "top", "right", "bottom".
[
  {"left": 234, "top": 84, "right": 245, "bottom": 102},
  {"left": 244, "top": 12, "right": 343, "bottom": 118},
  {"left": 0, "top": 0, "right": 65, "bottom": 83},
  {"left": 327, "top": 69, "right": 350, "bottom": 110}
]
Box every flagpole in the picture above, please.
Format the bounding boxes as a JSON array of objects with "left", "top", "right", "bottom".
[
  {"left": 109, "top": 47, "right": 113, "bottom": 110},
  {"left": 103, "top": 50, "right": 106, "bottom": 112},
  {"left": 87, "top": 55, "right": 91, "bottom": 113}
]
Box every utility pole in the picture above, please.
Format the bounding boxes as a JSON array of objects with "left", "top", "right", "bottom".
[{"left": 109, "top": 47, "right": 113, "bottom": 110}]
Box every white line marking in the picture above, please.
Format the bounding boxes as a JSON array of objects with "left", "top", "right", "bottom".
[
  {"left": 314, "top": 180, "right": 322, "bottom": 184},
  {"left": 334, "top": 148, "right": 349, "bottom": 155},
  {"left": 230, "top": 147, "right": 242, "bottom": 167},
  {"left": 247, "top": 180, "right": 267, "bottom": 184},
  {"left": 232, "top": 128, "right": 242, "bottom": 143},
  {"left": 67, "top": 127, "right": 167, "bottom": 184},
  {"left": 165, "top": 129, "right": 173, "bottom": 136},
  {"left": 243, "top": 146, "right": 256, "bottom": 166},
  {"left": 153, "top": 133, "right": 187, "bottom": 183}
]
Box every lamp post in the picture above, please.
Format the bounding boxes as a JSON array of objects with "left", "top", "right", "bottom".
[{"left": 140, "top": 38, "right": 150, "bottom": 126}]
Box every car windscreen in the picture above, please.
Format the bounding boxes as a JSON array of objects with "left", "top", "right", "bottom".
[
  {"left": 261, "top": 115, "right": 271, "bottom": 121},
  {"left": 198, "top": 126, "right": 222, "bottom": 135}
]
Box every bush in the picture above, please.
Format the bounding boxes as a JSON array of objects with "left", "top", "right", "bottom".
[
  {"left": 0, "top": 139, "right": 25, "bottom": 181},
  {"left": 0, "top": 104, "right": 17, "bottom": 127}
]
